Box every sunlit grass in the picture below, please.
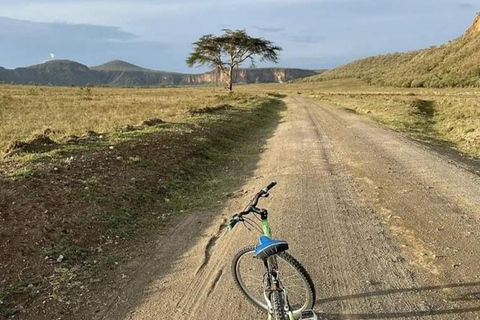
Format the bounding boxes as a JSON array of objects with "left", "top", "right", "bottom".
[{"left": 0, "top": 85, "right": 247, "bottom": 152}]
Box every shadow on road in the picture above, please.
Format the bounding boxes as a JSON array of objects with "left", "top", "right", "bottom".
[{"left": 316, "top": 281, "right": 480, "bottom": 319}]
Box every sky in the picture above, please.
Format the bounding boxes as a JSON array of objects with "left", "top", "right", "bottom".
[{"left": 0, "top": 0, "right": 479, "bottom": 73}]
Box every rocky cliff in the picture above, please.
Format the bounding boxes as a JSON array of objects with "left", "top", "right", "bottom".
[{"left": 181, "top": 68, "right": 316, "bottom": 85}]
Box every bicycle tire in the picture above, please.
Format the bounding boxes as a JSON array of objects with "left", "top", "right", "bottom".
[
  {"left": 272, "top": 290, "right": 287, "bottom": 320},
  {"left": 231, "top": 245, "right": 316, "bottom": 318}
]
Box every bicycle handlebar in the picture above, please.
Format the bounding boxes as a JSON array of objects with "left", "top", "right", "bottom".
[
  {"left": 227, "top": 181, "right": 277, "bottom": 231},
  {"left": 264, "top": 181, "right": 278, "bottom": 192}
]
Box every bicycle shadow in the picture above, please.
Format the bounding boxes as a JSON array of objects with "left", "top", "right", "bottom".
[{"left": 315, "top": 281, "right": 480, "bottom": 319}]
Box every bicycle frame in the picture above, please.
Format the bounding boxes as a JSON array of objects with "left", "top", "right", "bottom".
[{"left": 260, "top": 212, "right": 296, "bottom": 320}]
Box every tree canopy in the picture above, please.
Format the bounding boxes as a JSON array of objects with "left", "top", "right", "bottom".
[{"left": 186, "top": 29, "right": 282, "bottom": 91}]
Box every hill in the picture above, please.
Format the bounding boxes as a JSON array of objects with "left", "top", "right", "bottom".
[
  {"left": 91, "top": 60, "right": 156, "bottom": 72},
  {"left": 0, "top": 60, "right": 316, "bottom": 86},
  {"left": 303, "top": 13, "right": 480, "bottom": 88},
  {"left": 9, "top": 60, "right": 100, "bottom": 86}
]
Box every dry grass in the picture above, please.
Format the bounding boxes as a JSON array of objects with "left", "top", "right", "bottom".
[
  {"left": 2, "top": 80, "right": 478, "bottom": 158},
  {"left": 0, "top": 85, "right": 248, "bottom": 152},
  {"left": 239, "top": 80, "right": 480, "bottom": 157}
]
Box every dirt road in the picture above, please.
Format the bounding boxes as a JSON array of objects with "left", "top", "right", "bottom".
[{"left": 95, "top": 96, "right": 480, "bottom": 320}]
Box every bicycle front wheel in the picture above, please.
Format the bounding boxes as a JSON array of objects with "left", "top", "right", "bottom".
[
  {"left": 231, "top": 245, "right": 316, "bottom": 318},
  {"left": 272, "top": 290, "right": 287, "bottom": 320}
]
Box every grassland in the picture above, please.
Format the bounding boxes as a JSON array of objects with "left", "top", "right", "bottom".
[
  {"left": 0, "top": 85, "right": 249, "bottom": 152},
  {"left": 0, "top": 84, "right": 285, "bottom": 319}
]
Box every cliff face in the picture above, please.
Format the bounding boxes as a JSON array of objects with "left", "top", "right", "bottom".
[
  {"left": 233, "top": 68, "right": 317, "bottom": 83},
  {"left": 0, "top": 61, "right": 316, "bottom": 86},
  {"left": 181, "top": 71, "right": 220, "bottom": 85},
  {"left": 181, "top": 68, "right": 316, "bottom": 85}
]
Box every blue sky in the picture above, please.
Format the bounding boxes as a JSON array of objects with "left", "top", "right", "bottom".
[{"left": 0, "top": 0, "right": 478, "bottom": 73}]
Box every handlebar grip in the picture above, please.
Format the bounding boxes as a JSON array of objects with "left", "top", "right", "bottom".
[
  {"left": 265, "top": 181, "right": 277, "bottom": 192},
  {"left": 227, "top": 221, "right": 236, "bottom": 231},
  {"left": 227, "top": 215, "right": 241, "bottom": 231}
]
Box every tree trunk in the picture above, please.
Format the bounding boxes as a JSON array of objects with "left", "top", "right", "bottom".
[{"left": 228, "top": 66, "right": 234, "bottom": 92}]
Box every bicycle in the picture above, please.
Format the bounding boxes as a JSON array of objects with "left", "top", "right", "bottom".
[{"left": 227, "top": 181, "right": 317, "bottom": 320}]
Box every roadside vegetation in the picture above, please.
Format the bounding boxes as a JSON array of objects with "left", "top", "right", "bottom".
[
  {"left": 266, "top": 79, "right": 480, "bottom": 157},
  {"left": 0, "top": 84, "right": 285, "bottom": 319}
]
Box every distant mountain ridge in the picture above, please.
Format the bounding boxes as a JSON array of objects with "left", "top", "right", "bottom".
[
  {"left": 302, "top": 13, "right": 480, "bottom": 88},
  {"left": 91, "top": 60, "right": 164, "bottom": 73},
  {"left": 0, "top": 60, "right": 316, "bottom": 86}
]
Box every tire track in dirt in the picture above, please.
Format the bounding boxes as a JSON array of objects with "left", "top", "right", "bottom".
[{"left": 195, "top": 220, "right": 227, "bottom": 276}]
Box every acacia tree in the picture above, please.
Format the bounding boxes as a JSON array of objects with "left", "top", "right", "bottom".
[{"left": 186, "top": 29, "right": 282, "bottom": 91}]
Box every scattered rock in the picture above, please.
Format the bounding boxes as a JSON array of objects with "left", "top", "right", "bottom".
[
  {"left": 142, "top": 118, "right": 165, "bottom": 126},
  {"left": 57, "top": 255, "right": 64, "bottom": 263}
]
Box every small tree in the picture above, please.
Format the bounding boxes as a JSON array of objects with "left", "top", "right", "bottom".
[{"left": 186, "top": 29, "right": 282, "bottom": 91}]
